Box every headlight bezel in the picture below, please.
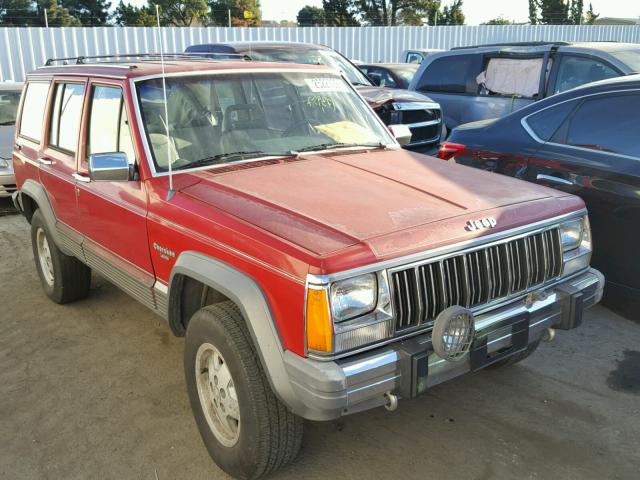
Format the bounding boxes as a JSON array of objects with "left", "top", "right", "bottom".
[{"left": 306, "top": 271, "right": 393, "bottom": 356}]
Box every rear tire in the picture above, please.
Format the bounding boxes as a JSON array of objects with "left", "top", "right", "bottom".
[
  {"left": 486, "top": 339, "right": 541, "bottom": 369},
  {"left": 30, "top": 209, "right": 91, "bottom": 304},
  {"left": 184, "top": 302, "right": 303, "bottom": 480}
]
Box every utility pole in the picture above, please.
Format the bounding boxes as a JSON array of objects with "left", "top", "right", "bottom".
[
  {"left": 44, "top": 8, "right": 49, "bottom": 28},
  {"left": 228, "top": 9, "right": 231, "bottom": 27},
  {"left": 434, "top": 11, "right": 438, "bottom": 26}
]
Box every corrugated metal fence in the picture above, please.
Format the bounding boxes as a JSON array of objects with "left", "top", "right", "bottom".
[{"left": 1, "top": 24, "right": 639, "bottom": 81}]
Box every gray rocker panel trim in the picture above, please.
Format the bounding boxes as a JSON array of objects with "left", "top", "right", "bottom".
[
  {"left": 169, "top": 251, "right": 316, "bottom": 417},
  {"left": 18, "top": 181, "right": 160, "bottom": 313}
]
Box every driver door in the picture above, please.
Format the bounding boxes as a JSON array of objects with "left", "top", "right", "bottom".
[{"left": 75, "top": 80, "right": 155, "bottom": 286}]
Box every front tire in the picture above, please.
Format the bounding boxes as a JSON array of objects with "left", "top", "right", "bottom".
[
  {"left": 184, "top": 302, "right": 303, "bottom": 480},
  {"left": 30, "top": 209, "right": 91, "bottom": 304}
]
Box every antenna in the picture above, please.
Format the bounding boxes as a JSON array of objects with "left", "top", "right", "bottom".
[{"left": 155, "top": 5, "right": 175, "bottom": 201}]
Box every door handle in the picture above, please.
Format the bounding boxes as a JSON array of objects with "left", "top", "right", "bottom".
[
  {"left": 536, "top": 174, "right": 573, "bottom": 186},
  {"left": 72, "top": 172, "right": 91, "bottom": 183},
  {"left": 38, "top": 156, "right": 54, "bottom": 166}
]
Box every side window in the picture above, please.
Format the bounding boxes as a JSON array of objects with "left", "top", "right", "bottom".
[
  {"left": 87, "top": 86, "right": 136, "bottom": 164},
  {"left": 417, "top": 54, "right": 482, "bottom": 94},
  {"left": 0, "top": 90, "right": 22, "bottom": 126},
  {"left": 554, "top": 55, "right": 620, "bottom": 94},
  {"left": 49, "top": 83, "right": 85, "bottom": 153},
  {"left": 562, "top": 93, "right": 640, "bottom": 158},
  {"left": 406, "top": 52, "right": 423, "bottom": 64},
  {"left": 18, "top": 82, "right": 50, "bottom": 142},
  {"left": 524, "top": 99, "right": 577, "bottom": 141}
]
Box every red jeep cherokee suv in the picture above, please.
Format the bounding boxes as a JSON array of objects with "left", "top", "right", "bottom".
[{"left": 11, "top": 55, "right": 603, "bottom": 479}]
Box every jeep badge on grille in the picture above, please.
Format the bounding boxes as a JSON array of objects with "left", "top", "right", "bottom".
[{"left": 466, "top": 217, "right": 497, "bottom": 231}]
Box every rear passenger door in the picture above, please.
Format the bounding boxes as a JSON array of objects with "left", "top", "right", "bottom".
[
  {"left": 526, "top": 91, "right": 640, "bottom": 293},
  {"left": 39, "top": 79, "right": 87, "bottom": 233},
  {"left": 14, "top": 81, "right": 50, "bottom": 196},
  {"left": 75, "top": 80, "right": 154, "bottom": 277}
]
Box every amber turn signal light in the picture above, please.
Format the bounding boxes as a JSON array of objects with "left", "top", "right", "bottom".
[{"left": 306, "top": 288, "right": 333, "bottom": 353}]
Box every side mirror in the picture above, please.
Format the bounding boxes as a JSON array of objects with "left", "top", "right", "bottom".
[
  {"left": 88, "top": 152, "right": 132, "bottom": 182},
  {"left": 389, "top": 124, "right": 412, "bottom": 146}
]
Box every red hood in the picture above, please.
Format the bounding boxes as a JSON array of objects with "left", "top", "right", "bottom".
[{"left": 178, "top": 149, "right": 582, "bottom": 268}]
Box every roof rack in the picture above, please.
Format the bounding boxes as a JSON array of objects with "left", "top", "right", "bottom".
[
  {"left": 451, "top": 41, "right": 572, "bottom": 50},
  {"left": 44, "top": 52, "right": 248, "bottom": 67}
]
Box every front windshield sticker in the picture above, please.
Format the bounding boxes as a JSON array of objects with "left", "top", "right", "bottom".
[{"left": 305, "top": 77, "right": 349, "bottom": 93}]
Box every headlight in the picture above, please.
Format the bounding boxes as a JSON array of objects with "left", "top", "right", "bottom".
[
  {"left": 0, "top": 158, "right": 9, "bottom": 169},
  {"left": 559, "top": 219, "right": 584, "bottom": 251},
  {"left": 306, "top": 272, "right": 393, "bottom": 355},
  {"left": 561, "top": 215, "right": 592, "bottom": 277},
  {"left": 330, "top": 274, "right": 377, "bottom": 322}
]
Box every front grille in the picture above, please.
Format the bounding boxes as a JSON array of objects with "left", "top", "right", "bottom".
[
  {"left": 409, "top": 124, "right": 440, "bottom": 143},
  {"left": 399, "top": 108, "right": 440, "bottom": 125},
  {"left": 390, "top": 228, "right": 563, "bottom": 331}
]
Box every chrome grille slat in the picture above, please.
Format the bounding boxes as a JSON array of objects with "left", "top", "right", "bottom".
[{"left": 390, "top": 228, "right": 563, "bottom": 332}]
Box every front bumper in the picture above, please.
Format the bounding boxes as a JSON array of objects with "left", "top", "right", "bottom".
[
  {"left": 284, "top": 268, "right": 603, "bottom": 421},
  {"left": 0, "top": 171, "right": 16, "bottom": 198}
]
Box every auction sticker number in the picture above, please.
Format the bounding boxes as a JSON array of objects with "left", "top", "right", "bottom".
[{"left": 305, "top": 77, "right": 348, "bottom": 93}]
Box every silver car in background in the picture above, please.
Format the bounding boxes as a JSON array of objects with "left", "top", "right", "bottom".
[{"left": 0, "top": 82, "right": 22, "bottom": 198}]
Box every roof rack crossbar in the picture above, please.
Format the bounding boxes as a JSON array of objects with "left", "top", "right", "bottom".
[
  {"left": 44, "top": 52, "right": 247, "bottom": 67},
  {"left": 451, "top": 41, "right": 571, "bottom": 50}
]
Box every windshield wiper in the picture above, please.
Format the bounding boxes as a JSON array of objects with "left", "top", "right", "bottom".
[
  {"left": 174, "top": 151, "right": 293, "bottom": 170},
  {"left": 296, "top": 142, "right": 386, "bottom": 153},
  {"left": 0, "top": 121, "right": 15, "bottom": 126}
]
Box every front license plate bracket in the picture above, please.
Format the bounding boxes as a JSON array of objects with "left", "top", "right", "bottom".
[{"left": 470, "top": 315, "right": 530, "bottom": 371}]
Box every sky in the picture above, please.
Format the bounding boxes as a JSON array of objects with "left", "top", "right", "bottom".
[{"left": 126, "top": 0, "right": 638, "bottom": 25}]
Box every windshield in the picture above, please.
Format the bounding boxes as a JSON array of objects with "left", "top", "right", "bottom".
[
  {"left": 611, "top": 49, "right": 640, "bottom": 72},
  {"left": 0, "top": 91, "right": 21, "bottom": 126},
  {"left": 247, "top": 47, "right": 373, "bottom": 86},
  {"left": 136, "top": 71, "right": 393, "bottom": 172}
]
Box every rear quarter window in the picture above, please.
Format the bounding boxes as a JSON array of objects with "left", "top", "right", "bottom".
[
  {"left": 524, "top": 99, "right": 577, "bottom": 142},
  {"left": 416, "top": 54, "right": 482, "bottom": 93},
  {"left": 18, "top": 81, "right": 50, "bottom": 142}
]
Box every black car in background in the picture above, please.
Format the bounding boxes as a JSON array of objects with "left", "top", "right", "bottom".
[
  {"left": 440, "top": 75, "right": 640, "bottom": 318},
  {"left": 358, "top": 63, "right": 419, "bottom": 89},
  {"left": 185, "top": 42, "right": 444, "bottom": 151}
]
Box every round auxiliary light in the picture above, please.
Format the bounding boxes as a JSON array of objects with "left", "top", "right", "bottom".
[{"left": 432, "top": 306, "right": 475, "bottom": 362}]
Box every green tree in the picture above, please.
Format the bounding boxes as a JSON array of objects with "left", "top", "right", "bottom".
[
  {"left": 0, "top": 0, "right": 36, "bottom": 25},
  {"left": 113, "top": 0, "right": 156, "bottom": 25},
  {"left": 208, "top": 0, "right": 261, "bottom": 26},
  {"left": 440, "top": 0, "right": 464, "bottom": 25},
  {"left": 569, "top": 0, "right": 583, "bottom": 24},
  {"left": 528, "top": 0, "right": 592, "bottom": 25},
  {"left": 63, "top": 0, "right": 111, "bottom": 25},
  {"left": 584, "top": 2, "right": 598, "bottom": 24},
  {"left": 323, "top": 0, "right": 358, "bottom": 26},
  {"left": 482, "top": 16, "right": 512, "bottom": 25},
  {"left": 528, "top": 0, "right": 538, "bottom": 24},
  {"left": 297, "top": 5, "right": 325, "bottom": 26},
  {"left": 356, "top": 0, "right": 440, "bottom": 26},
  {"left": 151, "top": 0, "right": 208, "bottom": 26}
]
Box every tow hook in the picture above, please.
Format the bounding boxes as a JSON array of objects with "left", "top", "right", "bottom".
[
  {"left": 542, "top": 327, "right": 556, "bottom": 343},
  {"left": 384, "top": 391, "right": 398, "bottom": 412}
]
